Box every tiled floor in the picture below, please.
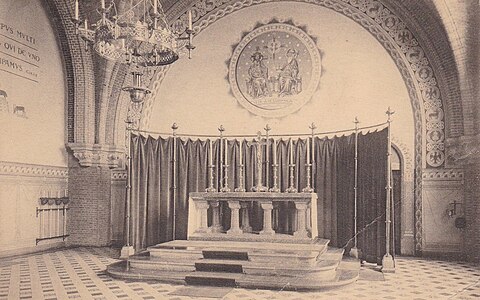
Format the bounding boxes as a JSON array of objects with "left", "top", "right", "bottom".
[{"left": 0, "top": 247, "right": 479, "bottom": 299}]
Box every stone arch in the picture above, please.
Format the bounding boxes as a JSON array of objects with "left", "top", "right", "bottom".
[{"left": 41, "top": 0, "right": 96, "bottom": 145}]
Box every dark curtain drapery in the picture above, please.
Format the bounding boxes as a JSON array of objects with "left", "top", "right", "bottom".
[{"left": 128, "top": 129, "right": 388, "bottom": 263}]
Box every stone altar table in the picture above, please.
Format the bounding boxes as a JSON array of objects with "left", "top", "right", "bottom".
[{"left": 187, "top": 192, "right": 318, "bottom": 240}]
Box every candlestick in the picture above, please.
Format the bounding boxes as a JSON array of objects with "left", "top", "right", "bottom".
[{"left": 188, "top": 10, "right": 193, "bottom": 30}]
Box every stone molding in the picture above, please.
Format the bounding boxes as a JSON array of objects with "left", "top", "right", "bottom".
[
  {"left": 0, "top": 161, "right": 68, "bottom": 178},
  {"left": 67, "top": 143, "right": 124, "bottom": 168},
  {"left": 111, "top": 169, "right": 127, "bottom": 180}
]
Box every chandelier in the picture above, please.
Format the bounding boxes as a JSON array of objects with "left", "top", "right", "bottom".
[
  {"left": 72, "top": 0, "right": 194, "bottom": 67},
  {"left": 72, "top": 0, "right": 194, "bottom": 102}
]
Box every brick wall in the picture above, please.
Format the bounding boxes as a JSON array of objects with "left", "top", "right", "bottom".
[{"left": 67, "top": 157, "right": 112, "bottom": 246}]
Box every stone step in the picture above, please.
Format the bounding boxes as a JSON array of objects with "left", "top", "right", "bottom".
[
  {"left": 202, "top": 250, "right": 249, "bottom": 261},
  {"left": 188, "top": 233, "right": 326, "bottom": 244},
  {"left": 195, "top": 259, "right": 243, "bottom": 273},
  {"left": 149, "top": 238, "right": 329, "bottom": 253},
  {"left": 236, "top": 269, "right": 359, "bottom": 291},
  {"left": 185, "top": 271, "right": 241, "bottom": 287}
]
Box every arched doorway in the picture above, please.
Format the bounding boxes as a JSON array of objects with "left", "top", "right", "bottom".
[{"left": 392, "top": 147, "right": 402, "bottom": 255}]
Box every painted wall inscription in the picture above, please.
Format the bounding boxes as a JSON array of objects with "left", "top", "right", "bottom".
[{"left": 0, "top": 22, "right": 40, "bottom": 83}]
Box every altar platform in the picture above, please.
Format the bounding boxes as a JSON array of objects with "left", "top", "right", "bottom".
[
  {"left": 107, "top": 238, "right": 359, "bottom": 290},
  {"left": 107, "top": 192, "right": 359, "bottom": 290}
]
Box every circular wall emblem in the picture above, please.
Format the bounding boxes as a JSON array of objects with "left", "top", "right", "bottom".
[{"left": 229, "top": 23, "right": 321, "bottom": 118}]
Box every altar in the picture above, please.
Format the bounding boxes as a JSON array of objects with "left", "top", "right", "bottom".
[{"left": 187, "top": 192, "right": 318, "bottom": 241}]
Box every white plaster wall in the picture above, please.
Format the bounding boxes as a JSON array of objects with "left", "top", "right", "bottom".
[
  {"left": 0, "top": 0, "right": 67, "bottom": 256},
  {"left": 0, "top": 0, "right": 67, "bottom": 167},
  {"left": 148, "top": 2, "right": 414, "bottom": 150}
]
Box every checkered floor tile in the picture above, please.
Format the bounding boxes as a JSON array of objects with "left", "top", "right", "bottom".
[{"left": 0, "top": 247, "right": 478, "bottom": 299}]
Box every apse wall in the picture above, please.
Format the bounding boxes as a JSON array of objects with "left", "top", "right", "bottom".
[
  {"left": 144, "top": 1, "right": 420, "bottom": 255},
  {"left": 148, "top": 2, "right": 414, "bottom": 149},
  {"left": 0, "top": 0, "right": 68, "bottom": 256}
]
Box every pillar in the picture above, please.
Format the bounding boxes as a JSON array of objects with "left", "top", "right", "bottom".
[
  {"left": 208, "top": 200, "right": 223, "bottom": 233},
  {"left": 240, "top": 202, "right": 252, "bottom": 233},
  {"left": 195, "top": 201, "right": 209, "bottom": 233},
  {"left": 293, "top": 201, "right": 308, "bottom": 238},
  {"left": 227, "top": 201, "right": 242, "bottom": 234},
  {"left": 259, "top": 201, "right": 275, "bottom": 235}
]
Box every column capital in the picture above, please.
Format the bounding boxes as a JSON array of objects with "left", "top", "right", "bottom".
[
  {"left": 68, "top": 143, "right": 124, "bottom": 168},
  {"left": 294, "top": 201, "right": 309, "bottom": 210},
  {"left": 227, "top": 200, "right": 241, "bottom": 210},
  {"left": 260, "top": 201, "right": 274, "bottom": 210},
  {"left": 195, "top": 201, "right": 209, "bottom": 210},
  {"left": 209, "top": 200, "right": 220, "bottom": 208}
]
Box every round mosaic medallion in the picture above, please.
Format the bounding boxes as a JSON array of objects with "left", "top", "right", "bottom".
[{"left": 229, "top": 23, "right": 321, "bottom": 118}]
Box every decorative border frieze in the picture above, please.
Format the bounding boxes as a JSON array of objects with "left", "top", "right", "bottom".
[
  {"left": 422, "top": 169, "right": 464, "bottom": 181},
  {"left": 67, "top": 143, "right": 124, "bottom": 168},
  {"left": 0, "top": 161, "right": 68, "bottom": 178}
]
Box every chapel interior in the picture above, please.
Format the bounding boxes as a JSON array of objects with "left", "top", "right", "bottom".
[{"left": 0, "top": 0, "right": 479, "bottom": 299}]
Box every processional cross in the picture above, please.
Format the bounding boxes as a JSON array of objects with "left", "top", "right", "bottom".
[{"left": 249, "top": 131, "right": 268, "bottom": 192}]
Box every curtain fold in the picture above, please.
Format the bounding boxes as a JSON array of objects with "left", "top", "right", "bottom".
[{"left": 128, "top": 129, "right": 387, "bottom": 263}]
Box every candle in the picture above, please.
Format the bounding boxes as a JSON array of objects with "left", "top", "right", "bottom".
[
  {"left": 84, "top": 18, "right": 88, "bottom": 30},
  {"left": 272, "top": 139, "right": 277, "bottom": 165},
  {"left": 290, "top": 139, "right": 293, "bottom": 165},
  {"left": 224, "top": 138, "right": 228, "bottom": 165},
  {"left": 209, "top": 139, "right": 213, "bottom": 166},
  {"left": 153, "top": 0, "right": 157, "bottom": 14},
  {"left": 101, "top": 0, "right": 105, "bottom": 9},
  {"left": 65, "top": 189, "right": 68, "bottom": 197},
  {"left": 74, "top": 0, "right": 79, "bottom": 20},
  {"left": 188, "top": 10, "right": 193, "bottom": 30},
  {"left": 306, "top": 137, "right": 310, "bottom": 164},
  {"left": 239, "top": 140, "right": 243, "bottom": 164}
]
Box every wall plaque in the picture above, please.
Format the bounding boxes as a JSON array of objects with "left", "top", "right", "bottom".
[{"left": 229, "top": 22, "right": 321, "bottom": 118}]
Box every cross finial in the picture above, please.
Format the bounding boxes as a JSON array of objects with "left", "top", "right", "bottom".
[
  {"left": 309, "top": 122, "right": 317, "bottom": 131},
  {"left": 218, "top": 125, "right": 225, "bottom": 137},
  {"left": 171, "top": 122, "right": 178, "bottom": 136},
  {"left": 256, "top": 131, "right": 262, "bottom": 141},
  {"left": 264, "top": 124, "right": 271, "bottom": 133},
  {"left": 354, "top": 117, "right": 360, "bottom": 129},
  {"left": 386, "top": 107, "right": 395, "bottom": 122}
]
